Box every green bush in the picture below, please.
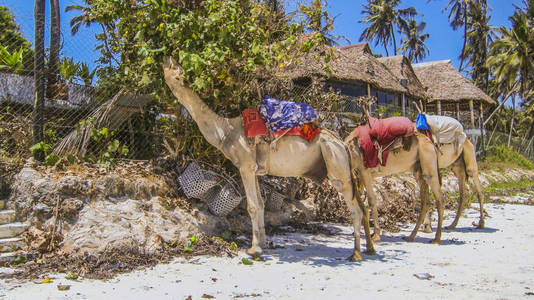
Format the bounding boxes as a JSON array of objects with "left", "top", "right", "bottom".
[{"left": 485, "top": 145, "right": 534, "bottom": 170}]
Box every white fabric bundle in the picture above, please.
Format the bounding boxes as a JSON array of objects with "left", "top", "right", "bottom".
[{"left": 425, "top": 115, "right": 467, "bottom": 152}]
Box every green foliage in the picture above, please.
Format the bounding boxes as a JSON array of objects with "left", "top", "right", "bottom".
[
  {"left": 44, "top": 154, "right": 61, "bottom": 166},
  {"left": 398, "top": 19, "right": 429, "bottom": 63},
  {"left": 78, "top": 118, "right": 129, "bottom": 168},
  {"left": 30, "top": 141, "right": 53, "bottom": 154},
  {"left": 0, "top": 45, "right": 24, "bottom": 74},
  {"left": 0, "top": 6, "right": 33, "bottom": 73},
  {"left": 359, "top": 0, "right": 418, "bottom": 56},
  {"left": 12, "top": 255, "right": 27, "bottom": 265},
  {"left": 59, "top": 57, "right": 81, "bottom": 84},
  {"left": 241, "top": 257, "right": 253, "bottom": 265},
  {"left": 78, "top": 62, "right": 96, "bottom": 86},
  {"left": 72, "top": 0, "right": 337, "bottom": 162},
  {"left": 485, "top": 145, "right": 534, "bottom": 170},
  {"left": 65, "top": 272, "right": 79, "bottom": 280},
  {"left": 79, "top": 0, "right": 320, "bottom": 108},
  {"left": 229, "top": 242, "right": 238, "bottom": 251}
]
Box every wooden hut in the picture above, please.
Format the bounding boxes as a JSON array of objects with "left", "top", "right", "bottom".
[
  {"left": 412, "top": 60, "right": 496, "bottom": 130},
  {"left": 378, "top": 55, "right": 429, "bottom": 117},
  {"left": 279, "top": 42, "right": 416, "bottom": 116}
]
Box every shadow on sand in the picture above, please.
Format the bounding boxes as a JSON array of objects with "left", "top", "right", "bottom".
[{"left": 262, "top": 233, "right": 404, "bottom": 266}]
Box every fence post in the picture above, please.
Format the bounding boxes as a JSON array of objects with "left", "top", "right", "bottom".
[
  {"left": 479, "top": 102, "right": 485, "bottom": 156},
  {"left": 33, "top": 0, "right": 46, "bottom": 161}
]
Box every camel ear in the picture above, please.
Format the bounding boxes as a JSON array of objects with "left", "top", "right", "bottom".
[
  {"left": 162, "top": 56, "right": 177, "bottom": 70},
  {"left": 162, "top": 56, "right": 185, "bottom": 85}
]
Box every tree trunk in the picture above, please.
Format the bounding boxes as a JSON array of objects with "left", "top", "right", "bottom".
[
  {"left": 458, "top": 4, "right": 468, "bottom": 71},
  {"left": 383, "top": 37, "right": 390, "bottom": 57},
  {"left": 483, "top": 82, "right": 518, "bottom": 126},
  {"left": 47, "top": 0, "right": 61, "bottom": 98},
  {"left": 33, "top": 0, "right": 46, "bottom": 161},
  {"left": 391, "top": 24, "right": 397, "bottom": 55},
  {"left": 507, "top": 95, "right": 516, "bottom": 147}
]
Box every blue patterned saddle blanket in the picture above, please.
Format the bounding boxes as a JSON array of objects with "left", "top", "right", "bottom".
[{"left": 258, "top": 95, "right": 318, "bottom": 132}]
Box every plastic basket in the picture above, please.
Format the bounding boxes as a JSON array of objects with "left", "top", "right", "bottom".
[
  {"left": 208, "top": 184, "right": 243, "bottom": 216},
  {"left": 178, "top": 162, "right": 218, "bottom": 199}
]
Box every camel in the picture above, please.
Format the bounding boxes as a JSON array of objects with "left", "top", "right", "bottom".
[
  {"left": 425, "top": 137, "right": 485, "bottom": 231},
  {"left": 346, "top": 119, "right": 484, "bottom": 244},
  {"left": 345, "top": 129, "right": 447, "bottom": 244},
  {"left": 162, "top": 57, "right": 375, "bottom": 261}
]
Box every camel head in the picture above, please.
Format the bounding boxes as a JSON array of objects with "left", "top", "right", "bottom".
[{"left": 162, "top": 56, "right": 185, "bottom": 87}]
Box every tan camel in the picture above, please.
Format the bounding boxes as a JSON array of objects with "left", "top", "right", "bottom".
[
  {"left": 346, "top": 131, "right": 485, "bottom": 244},
  {"left": 162, "top": 57, "right": 375, "bottom": 261},
  {"left": 424, "top": 139, "right": 485, "bottom": 231},
  {"left": 345, "top": 130, "right": 447, "bottom": 244}
]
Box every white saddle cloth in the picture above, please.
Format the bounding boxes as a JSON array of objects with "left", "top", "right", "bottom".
[{"left": 425, "top": 115, "right": 467, "bottom": 151}]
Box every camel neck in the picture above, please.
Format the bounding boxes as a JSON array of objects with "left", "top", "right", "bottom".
[{"left": 173, "top": 85, "right": 230, "bottom": 150}]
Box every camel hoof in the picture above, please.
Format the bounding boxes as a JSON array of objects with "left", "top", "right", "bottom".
[
  {"left": 371, "top": 233, "right": 381, "bottom": 243},
  {"left": 364, "top": 248, "right": 376, "bottom": 256},
  {"left": 421, "top": 224, "right": 433, "bottom": 233},
  {"left": 402, "top": 236, "right": 415, "bottom": 242},
  {"left": 348, "top": 251, "right": 363, "bottom": 262},
  {"left": 429, "top": 239, "right": 441, "bottom": 245},
  {"left": 246, "top": 246, "right": 263, "bottom": 257},
  {"left": 473, "top": 220, "right": 485, "bottom": 229}
]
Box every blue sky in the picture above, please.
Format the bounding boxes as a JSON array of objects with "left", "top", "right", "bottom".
[{"left": 1, "top": 0, "right": 523, "bottom": 74}]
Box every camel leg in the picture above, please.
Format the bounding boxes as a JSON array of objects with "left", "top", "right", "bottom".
[
  {"left": 361, "top": 171, "right": 381, "bottom": 242},
  {"left": 404, "top": 168, "right": 430, "bottom": 242},
  {"left": 334, "top": 179, "right": 366, "bottom": 261},
  {"left": 353, "top": 182, "right": 376, "bottom": 256},
  {"left": 421, "top": 180, "right": 433, "bottom": 233},
  {"left": 463, "top": 140, "right": 485, "bottom": 228},
  {"left": 446, "top": 157, "right": 467, "bottom": 230},
  {"left": 323, "top": 141, "right": 370, "bottom": 261},
  {"left": 427, "top": 171, "right": 445, "bottom": 244},
  {"left": 240, "top": 167, "right": 266, "bottom": 257}
]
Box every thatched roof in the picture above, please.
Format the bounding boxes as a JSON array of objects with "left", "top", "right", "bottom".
[
  {"left": 378, "top": 55, "right": 428, "bottom": 100},
  {"left": 412, "top": 60, "right": 496, "bottom": 106},
  {"left": 280, "top": 42, "right": 407, "bottom": 95},
  {"left": 53, "top": 91, "right": 154, "bottom": 156}
]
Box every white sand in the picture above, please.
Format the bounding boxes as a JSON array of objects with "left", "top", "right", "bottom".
[{"left": 1, "top": 203, "right": 534, "bottom": 300}]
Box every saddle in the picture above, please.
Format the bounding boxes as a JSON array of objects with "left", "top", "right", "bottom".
[
  {"left": 353, "top": 116, "right": 415, "bottom": 168},
  {"left": 242, "top": 108, "right": 320, "bottom": 175}
]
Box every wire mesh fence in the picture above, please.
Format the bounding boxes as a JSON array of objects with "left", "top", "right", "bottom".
[{"left": 0, "top": 2, "right": 532, "bottom": 167}]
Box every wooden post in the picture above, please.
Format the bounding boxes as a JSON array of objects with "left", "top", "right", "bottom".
[
  {"left": 480, "top": 102, "right": 485, "bottom": 155},
  {"left": 401, "top": 93, "right": 406, "bottom": 116},
  {"left": 456, "top": 102, "right": 460, "bottom": 120},
  {"left": 436, "top": 100, "right": 441, "bottom": 115},
  {"left": 367, "top": 83, "right": 372, "bottom": 114},
  {"left": 469, "top": 99, "right": 475, "bottom": 129}
]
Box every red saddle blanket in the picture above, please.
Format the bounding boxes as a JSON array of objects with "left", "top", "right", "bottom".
[
  {"left": 353, "top": 116, "right": 414, "bottom": 168},
  {"left": 242, "top": 108, "right": 320, "bottom": 142}
]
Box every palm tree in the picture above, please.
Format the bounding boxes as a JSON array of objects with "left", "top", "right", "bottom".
[
  {"left": 33, "top": 0, "right": 46, "bottom": 161},
  {"left": 47, "top": 0, "right": 61, "bottom": 97},
  {"left": 486, "top": 10, "right": 534, "bottom": 147},
  {"left": 299, "top": 0, "right": 349, "bottom": 45},
  {"left": 464, "top": 2, "right": 495, "bottom": 92},
  {"left": 359, "top": 0, "right": 416, "bottom": 56},
  {"left": 65, "top": 2, "right": 94, "bottom": 35},
  {"left": 443, "top": 0, "right": 487, "bottom": 71},
  {"left": 487, "top": 13, "right": 533, "bottom": 100},
  {"left": 66, "top": 1, "right": 119, "bottom": 67},
  {"left": 398, "top": 19, "right": 429, "bottom": 62}
]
